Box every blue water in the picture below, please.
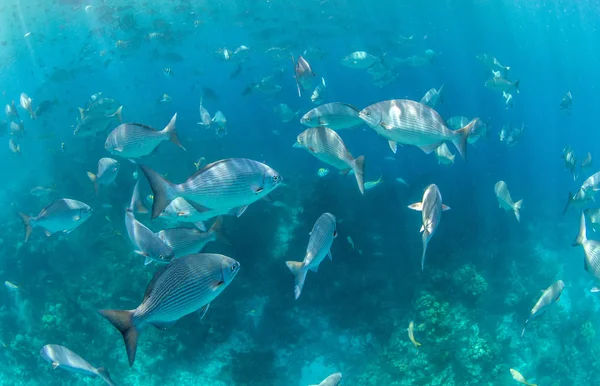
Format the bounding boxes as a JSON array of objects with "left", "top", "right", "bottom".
[{"left": 0, "top": 0, "right": 599, "bottom": 385}]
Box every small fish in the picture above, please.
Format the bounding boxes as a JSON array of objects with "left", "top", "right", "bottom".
[
  {"left": 273, "top": 104, "right": 298, "bottom": 123},
  {"left": 509, "top": 368, "right": 537, "bottom": 386},
  {"left": 408, "top": 184, "right": 450, "bottom": 270},
  {"left": 99, "top": 253, "right": 240, "bottom": 366},
  {"left": 347, "top": 235, "right": 355, "bottom": 250},
  {"left": 408, "top": 321, "right": 421, "bottom": 348},
  {"left": 395, "top": 177, "right": 409, "bottom": 186},
  {"left": 157, "top": 217, "right": 224, "bottom": 258},
  {"left": 494, "top": 181, "right": 523, "bottom": 222},
  {"left": 198, "top": 97, "right": 212, "bottom": 127},
  {"left": 8, "top": 137, "right": 20, "bottom": 154},
  {"left": 434, "top": 143, "right": 455, "bottom": 165},
  {"left": 74, "top": 106, "right": 123, "bottom": 137},
  {"left": 485, "top": 75, "right": 520, "bottom": 94},
  {"left": 311, "top": 77, "right": 327, "bottom": 104},
  {"left": 87, "top": 158, "right": 120, "bottom": 193},
  {"left": 18, "top": 199, "right": 93, "bottom": 242},
  {"left": 212, "top": 111, "right": 227, "bottom": 137},
  {"left": 503, "top": 91, "right": 514, "bottom": 108},
  {"left": 309, "top": 372, "right": 342, "bottom": 386},
  {"left": 521, "top": 280, "right": 564, "bottom": 337},
  {"left": 562, "top": 146, "right": 577, "bottom": 180},
  {"left": 560, "top": 91, "right": 572, "bottom": 113},
  {"left": 5, "top": 101, "right": 19, "bottom": 119},
  {"left": 19, "top": 93, "right": 36, "bottom": 119},
  {"left": 573, "top": 212, "right": 600, "bottom": 292},
  {"left": 584, "top": 208, "right": 600, "bottom": 232},
  {"left": 4, "top": 281, "right": 19, "bottom": 290},
  {"left": 105, "top": 113, "right": 185, "bottom": 158},
  {"left": 286, "top": 213, "right": 337, "bottom": 299},
  {"left": 159, "top": 94, "right": 172, "bottom": 103},
  {"left": 292, "top": 55, "right": 315, "bottom": 97},
  {"left": 317, "top": 168, "right": 329, "bottom": 177},
  {"left": 162, "top": 68, "right": 173, "bottom": 77},
  {"left": 419, "top": 85, "right": 444, "bottom": 108},
  {"left": 294, "top": 127, "right": 365, "bottom": 194},
  {"left": 10, "top": 120, "right": 26, "bottom": 137},
  {"left": 301, "top": 102, "right": 363, "bottom": 130},
  {"left": 40, "top": 344, "right": 115, "bottom": 386},
  {"left": 364, "top": 175, "right": 383, "bottom": 191},
  {"left": 30, "top": 185, "right": 56, "bottom": 197},
  {"left": 341, "top": 51, "right": 381, "bottom": 69}
]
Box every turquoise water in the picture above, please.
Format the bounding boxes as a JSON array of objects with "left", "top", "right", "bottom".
[{"left": 0, "top": 0, "right": 599, "bottom": 385}]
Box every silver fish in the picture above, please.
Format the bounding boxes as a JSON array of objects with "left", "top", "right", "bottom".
[
  {"left": 10, "top": 120, "right": 25, "bottom": 137},
  {"left": 485, "top": 75, "right": 520, "bottom": 93},
  {"left": 301, "top": 102, "right": 363, "bottom": 130},
  {"left": 311, "top": 77, "right": 327, "bottom": 104},
  {"left": 359, "top": 99, "right": 478, "bottom": 158},
  {"left": 125, "top": 211, "right": 174, "bottom": 265},
  {"left": 40, "top": 344, "right": 114, "bottom": 386},
  {"left": 309, "top": 372, "right": 343, "bottom": 386},
  {"left": 273, "top": 103, "right": 297, "bottom": 123},
  {"left": 74, "top": 106, "right": 122, "bottom": 137},
  {"left": 198, "top": 97, "right": 212, "bottom": 127},
  {"left": 293, "top": 55, "right": 315, "bottom": 97},
  {"left": 341, "top": 51, "right": 380, "bottom": 69},
  {"left": 564, "top": 188, "right": 595, "bottom": 214},
  {"left": 140, "top": 158, "right": 282, "bottom": 219},
  {"left": 159, "top": 197, "right": 240, "bottom": 224},
  {"left": 521, "top": 280, "right": 564, "bottom": 337},
  {"left": 419, "top": 85, "right": 444, "bottom": 108},
  {"left": 105, "top": 113, "right": 184, "bottom": 158},
  {"left": 581, "top": 152, "right": 592, "bottom": 175},
  {"left": 475, "top": 54, "right": 510, "bottom": 74},
  {"left": 294, "top": 127, "right": 365, "bottom": 194},
  {"left": 584, "top": 208, "right": 600, "bottom": 233},
  {"left": 434, "top": 143, "right": 455, "bottom": 165},
  {"left": 494, "top": 181, "right": 523, "bottom": 222},
  {"left": 19, "top": 93, "right": 35, "bottom": 119},
  {"left": 18, "top": 198, "right": 92, "bottom": 242},
  {"left": 5, "top": 101, "right": 19, "bottom": 119},
  {"left": 87, "top": 157, "right": 120, "bottom": 193},
  {"left": 574, "top": 212, "right": 600, "bottom": 292},
  {"left": 562, "top": 146, "right": 577, "bottom": 180},
  {"left": 99, "top": 253, "right": 240, "bottom": 366},
  {"left": 157, "top": 217, "right": 223, "bottom": 258},
  {"left": 286, "top": 213, "right": 337, "bottom": 299},
  {"left": 408, "top": 184, "right": 450, "bottom": 270},
  {"left": 8, "top": 137, "right": 20, "bottom": 154},
  {"left": 560, "top": 91, "right": 572, "bottom": 113}
]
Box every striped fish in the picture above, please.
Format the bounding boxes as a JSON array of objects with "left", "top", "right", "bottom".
[
  {"left": 18, "top": 198, "right": 93, "bottom": 242},
  {"left": 286, "top": 213, "right": 337, "bottom": 299},
  {"left": 494, "top": 181, "right": 523, "bottom": 222},
  {"left": 294, "top": 127, "right": 365, "bottom": 194},
  {"left": 292, "top": 55, "right": 315, "bottom": 97},
  {"left": 140, "top": 158, "right": 283, "bottom": 219},
  {"left": 125, "top": 211, "right": 174, "bottom": 265},
  {"left": 573, "top": 212, "right": 600, "bottom": 291},
  {"left": 521, "top": 280, "right": 564, "bottom": 337},
  {"left": 104, "top": 113, "right": 185, "bottom": 158},
  {"left": 359, "top": 99, "right": 479, "bottom": 158},
  {"left": 87, "top": 157, "right": 120, "bottom": 193},
  {"left": 99, "top": 253, "right": 240, "bottom": 366},
  {"left": 300, "top": 102, "right": 363, "bottom": 130},
  {"left": 40, "top": 344, "right": 115, "bottom": 386},
  {"left": 159, "top": 197, "right": 240, "bottom": 224},
  {"left": 157, "top": 217, "right": 223, "bottom": 258},
  {"left": 408, "top": 184, "right": 450, "bottom": 270}
]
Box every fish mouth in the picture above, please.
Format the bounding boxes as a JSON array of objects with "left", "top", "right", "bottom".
[{"left": 292, "top": 142, "right": 302, "bottom": 148}]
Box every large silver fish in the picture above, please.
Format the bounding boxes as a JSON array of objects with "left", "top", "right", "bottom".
[
  {"left": 157, "top": 217, "right": 223, "bottom": 258},
  {"left": 99, "top": 253, "right": 240, "bottom": 366},
  {"left": 105, "top": 113, "right": 185, "bottom": 158},
  {"left": 74, "top": 105, "right": 122, "bottom": 137},
  {"left": 310, "top": 372, "right": 343, "bottom": 386},
  {"left": 294, "top": 127, "right": 365, "bottom": 194},
  {"left": 18, "top": 198, "right": 92, "bottom": 242},
  {"left": 573, "top": 212, "right": 600, "bottom": 292},
  {"left": 494, "top": 181, "right": 523, "bottom": 222},
  {"left": 286, "top": 213, "right": 337, "bottom": 299},
  {"left": 408, "top": 184, "right": 450, "bottom": 270},
  {"left": 521, "top": 280, "right": 564, "bottom": 337},
  {"left": 359, "top": 99, "right": 478, "bottom": 158},
  {"left": 87, "top": 157, "right": 120, "bottom": 193},
  {"left": 140, "top": 158, "right": 283, "bottom": 219},
  {"left": 300, "top": 102, "right": 363, "bottom": 130},
  {"left": 40, "top": 344, "right": 115, "bottom": 386}
]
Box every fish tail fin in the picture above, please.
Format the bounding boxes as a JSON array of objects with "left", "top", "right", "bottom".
[
  {"left": 563, "top": 191, "right": 574, "bottom": 215},
  {"left": 210, "top": 216, "right": 230, "bottom": 245},
  {"left": 98, "top": 309, "right": 138, "bottom": 367},
  {"left": 113, "top": 106, "right": 123, "bottom": 123},
  {"left": 513, "top": 199, "right": 523, "bottom": 223},
  {"left": 87, "top": 172, "right": 99, "bottom": 195},
  {"left": 130, "top": 180, "right": 148, "bottom": 214},
  {"left": 352, "top": 155, "right": 366, "bottom": 195},
  {"left": 139, "top": 165, "right": 176, "bottom": 219},
  {"left": 453, "top": 118, "right": 479, "bottom": 159},
  {"left": 162, "top": 113, "right": 186, "bottom": 151},
  {"left": 421, "top": 231, "right": 429, "bottom": 271},
  {"left": 285, "top": 261, "right": 307, "bottom": 300},
  {"left": 573, "top": 212, "right": 588, "bottom": 246},
  {"left": 18, "top": 212, "right": 32, "bottom": 242},
  {"left": 521, "top": 320, "right": 528, "bottom": 338},
  {"left": 96, "top": 367, "right": 116, "bottom": 386}
]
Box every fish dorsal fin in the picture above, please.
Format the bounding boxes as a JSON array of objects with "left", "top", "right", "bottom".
[
  {"left": 142, "top": 265, "right": 170, "bottom": 301},
  {"left": 236, "top": 205, "right": 249, "bottom": 217},
  {"left": 442, "top": 204, "right": 451, "bottom": 211},
  {"left": 52, "top": 362, "right": 59, "bottom": 369},
  {"left": 197, "top": 303, "right": 210, "bottom": 319},
  {"left": 342, "top": 103, "right": 360, "bottom": 112},
  {"left": 149, "top": 319, "right": 177, "bottom": 330}
]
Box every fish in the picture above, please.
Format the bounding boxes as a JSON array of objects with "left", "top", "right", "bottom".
[
  {"left": 408, "top": 184, "right": 450, "bottom": 270},
  {"left": 494, "top": 181, "right": 523, "bottom": 222},
  {"left": 194, "top": 157, "right": 206, "bottom": 171},
  {"left": 395, "top": 177, "right": 409, "bottom": 186},
  {"left": 87, "top": 157, "right": 120, "bottom": 193},
  {"left": 9, "top": 137, "right": 20, "bottom": 154},
  {"left": 521, "top": 280, "right": 564, "bottom": 337},
  {"left": 74, "top": 105, "right": 123, "bottom": 137},
  {"left": 273, "top": 103, "right": 298, "bottom": 123},
  {"left": 292, "top": 55, "right": 315, "bottom": 97},
  {"left": 475, "top": 54, "right": 510, "bottom": 75},
  {"left": 105, "top": 113, "right": 185, "bottom": 158},
  {"left": 359, "top": 99, "right": 478, "bottom": 158},
  {"left": 300, "top": 102, "right": 363, "bottom": 130},
  {"left": 99, "top": 253, "right": 240, "bottom": 366},
  {"left": 5, "top": 101, "right": 19, "bottom": 119},
  {"left": 159, "top": 94, "right": 172, "bottom": 103},
  {"left": 562, "top": 145, "right": 577, "bottom": 180},
  {"left": 140, "top": 158, "right": 283, "bottom": 219},
  {"left": 212, "top": 111, "right": 227, "bottom": 137},
  {"left": 10, "top": 120, "right": 26, "bottom": 137},
  {"left": 30, "top": 185, "right": 56, "bottom": 197},
  {"left": 509, "top": 368, "right": 537, "bottom": 386},
  {"left": 157, "top": 217, "right": 223, "bottom": 258},
  {"left": 4, "top": 281, "right": 19, "bottom": 290},
  {"left": 485, "top": 75, "right": 520, "bottom": 94},
  {"left": 294, "top": 127, "right": 365, "bottom": 194},
  {"left": 408, "top": 320, "right": 421, "bottom": 347},
  {"left": 317, "top": 168, "right": 329, "bottom": 177},
  {"left": 311, "top": 77, "right": 327, "bottom": 104},
  {"left": 560, "top": 91, "right": 572, "bottom": 113},
  {"left": 341, "top": 51, "right": 381, "bottom": 69},
  {"left": 286, "top": 213, "right": 337, "bottom": 299},
  {"left": 40, "top": 344, "right": 115, "bottom": 386},
  {"left": 162, "top": 68, "right": 173, "bottom": 77},
  {"left": 580, "top": 170, "right": 600, "bottom": 193},
  {"left": 503, "top": 91, "right": 514, "bottom": 108},
  {"left": 198, "top": 97, "right": 212, "bottom": 127},
  {"left": 573, "top": 212, "right": 600, "bottom": 292},
  {"left": 446, "top": 116, "right": 488, "bottom": 145},
  {"left": 419, "top": 85, "right": 444, "bottom": 108},
  {"left": 18, "top": 199, "right": 92, "bottom": 242},
  {"left": 434, "top": 143, "right": 455, "bottom": 165},
  {"left": 19, "top": 93, "right": 35, "bottom": 119},
  {"left": 364, "top": 175, "right": 383, "bottom": 191},
  {"left": 347, "top": 235, "right": 355, "bottom": 250},
  {"left": 564, "top": 189, "right": 594, "bottom": 214},
  {"left": 584, "top": 208, "right": 600, "bottom": 232},
  {"left": 309, "top": 372, "right": 343, "bottom": 386},
  {"left": 581, "top": 152, "right": 592, "bottom": 175}
]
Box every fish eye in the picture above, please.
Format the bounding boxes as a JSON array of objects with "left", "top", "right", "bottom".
[
  {"left": 365, "top": 112, "right": 371, "bottom": 117},
  {"left": 230, "top": 263, "right": 238, "bottom": 271},
  {"left": 272, "top": 175, "right": 280, "bottom": 182}
]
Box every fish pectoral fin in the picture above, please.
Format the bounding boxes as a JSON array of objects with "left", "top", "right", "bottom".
[
  {"left": 144, "top": 257, "right": 154, "bottom": 266},
  {"left": 210, "top": 280, "right": 225, "bottom": 291},
  {"left": 72, "top": 215, "right": 81, "bottom": 221},
  {"left": 328, "top": 251, "right": 333, "bottom": 261},
  {"left": 408, "top": 202, "right": 423, "bottom": 211},
  {"left": 251, "top": 184, "right": 264, "bottom": 194},
  {"left": 388, "top": 140, "right": 398, "bottom": 154},
  {"left": 52, "top": 361, "right": 60, "bottom": 369},
  {"left": 236, "top": 205, "right": 249, "bottom": 217},
  {"left": 197, "top": 303, "right": 210, "bottom": 319},
  {"left": 420, "top": 225, "right": 425, "bottom": 232},
  {"left": 149, "top": 320, "right": 177, "bottom": 330},
  {"left": 417, "top": 142, "right": 441, "bottom": 154},
  {"left": 442, "top": 204, "right": 451, "bottom": 211}
]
